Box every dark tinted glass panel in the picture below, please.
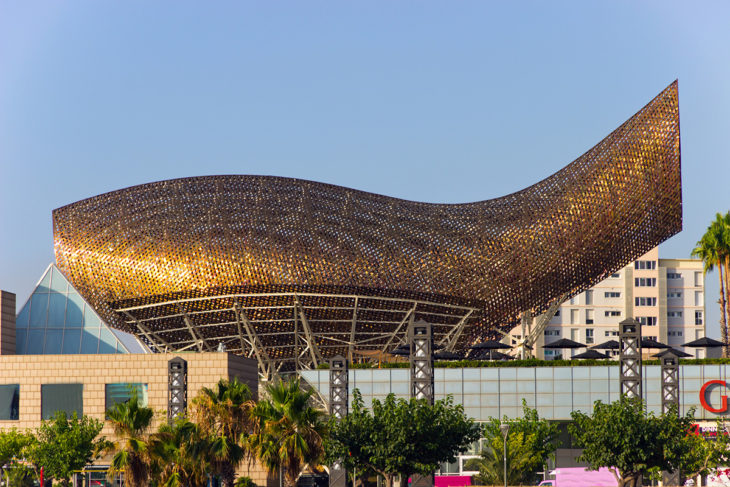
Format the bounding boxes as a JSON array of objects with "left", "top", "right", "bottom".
[
  {"left": 98, "top": 328, "right": 117, "bottom": 354},
  {"left": 62, "top": 329, "right": 82, "bottom": 354},
  {"left": 0, "top": 385, "right": 20, "bottom": 420},
  {"left": 26, "top": 329, "right": 45, "bottom": 354},
  {"left": 44, "top": 329, "right": 64, "bottom": 354},
  {"left": 80, "top": 328, "right": 99, "bottom": 354},
  {"left": 41, "top": 384, "right": 83, "bottom": 420},
  {"left": 47, "top": 293, "right": 67, "bottom": 327},
  {"left": 29, "top": 294, "right": 48, "bottom": 328},
  {"left": 15, "top": 329, "right": 27, "bottom": 354},
  {"left": 65, "top": 293, "right": 84, "bottom": 327},
  {"left": 16, "top": 306, "right": 29, "bottom": 328},
  {"left": 105, "top": 383, "right": 148, "bottom": 414}
]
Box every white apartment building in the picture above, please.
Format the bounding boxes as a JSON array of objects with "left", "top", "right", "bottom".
[{"left": 510, "top": 247, "right": 707, "bottom": 359}]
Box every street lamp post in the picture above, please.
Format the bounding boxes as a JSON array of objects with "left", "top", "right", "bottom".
[{"left": 500, "top": 423, "right": 510, "bottom": 487}]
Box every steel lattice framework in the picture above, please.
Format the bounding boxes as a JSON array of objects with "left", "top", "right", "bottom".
[{"left": 53, "top": 82, "right": 682, "bottom": 375}]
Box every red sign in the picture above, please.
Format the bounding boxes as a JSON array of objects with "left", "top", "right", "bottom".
[{"left": 700, "top": 380, "right": 728, "bottom": 413}]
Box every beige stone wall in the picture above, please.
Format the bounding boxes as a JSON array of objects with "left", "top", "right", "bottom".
[
  {"left": 0, "top": 351, "right": 274, "bottom": 483},
  {"left": 0, "top": 352, "right": 256, "bottom": 432}
]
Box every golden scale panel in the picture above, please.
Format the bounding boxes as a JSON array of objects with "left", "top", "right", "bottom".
[{"left": 52, "top": 82, "right": 682, "bottom": 372}]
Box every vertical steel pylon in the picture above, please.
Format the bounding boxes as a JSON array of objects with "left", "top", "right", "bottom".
[
  {"left": 329, "top": 355, "right": 348, "bottom": 487},
  {"left": 619, "top": 318, "right": 642, "bottom": 400}
]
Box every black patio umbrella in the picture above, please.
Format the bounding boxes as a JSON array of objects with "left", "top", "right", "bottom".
[
  {"left": 433, "top": 351, "right": 463, "bottom": 361},
  {"left": 486, "top": 351, "right": 515, "bottom": 361},
  {"left": 683, "top": 337, "right": 725, "bottom": 348},
  {"left": 571, "top": 349, "right": 610, "bottom": 360},
  {"left": 389, "top": 347, "right": 410, "bottom": 356},
  {"left": 392, "top": 343, "right": 444, "bottom": 355},
  {"left": 652, "top": 348, "right": 693, "bottom": 358},
  {"left": 590, "top": 340, "right": 620, "bottom": 350},
  {"left": 470, "top": 340, "right": 512, "bottom": 350},
  {"left": 641, "top": 337, "right": 670, "bottom": 349},
  {"left": 542, "top": 338, "right": 585, "bottom": 349}
]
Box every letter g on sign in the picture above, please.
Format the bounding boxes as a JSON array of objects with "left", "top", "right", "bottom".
[{"left": 700, "top": 380, "right": 728, "bottom": 413}]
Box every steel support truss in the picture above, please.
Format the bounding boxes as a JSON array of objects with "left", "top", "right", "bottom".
[
  {"left": 168, "top": 356, "right": 187, "bottom": 423},
  {"left": 115, "top": 291, "right": 480, "bottom": 378},
  {"left": 619, "top": 318, "right": 642, "bottom": 400},
  {"left": 329, "top": 355, "right": 349, "bottom": 487},
  {"left": 408, "top": 320, "right": 434, "bottom": 487},
  {"left": 409, "top": 319, "right": 434, "bottom": 403},
  {"left": 661, "top": 350, "right": 681, "bottom": 486}
]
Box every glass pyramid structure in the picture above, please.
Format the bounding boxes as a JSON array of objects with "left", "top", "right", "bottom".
[{"left": 15, "top": 264, "right": 147, "bottom": 354}]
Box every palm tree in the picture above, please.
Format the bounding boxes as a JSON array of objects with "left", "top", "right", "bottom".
[
  {"left": 106, "top": 392, "right": 155, "bottom": 487},
  {"left": 191, "top": 378, "right": 255, "bottom": 487},
  {"left": 693, "top": 212, "right": 730, "bottom": 356},
  {"left": 148, "top": 418, "right": 211, "bottom": 487},
  {"left": 249, "top": 377, "right": 327, "bottom": 487}
]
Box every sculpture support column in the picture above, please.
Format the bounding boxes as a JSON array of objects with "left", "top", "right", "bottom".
[
  {"left": 619, "top": 318, "right": 642, "bottom": 400},
  {"left": 661, "top": 351, "right": 681, "bottom": 486},
  {"left": 409, "top": 320, "right": 434, "bottom": 487},
  {"left": 329, "top": 356, "right": 348, "bottom": 487},
  {"left": 168, "top": 357, "right": 187, "bottom": 423},
  {"left": 409, "top": 319, "right": 434, "bottom": 404}
]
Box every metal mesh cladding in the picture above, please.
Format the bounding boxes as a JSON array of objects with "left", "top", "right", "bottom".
[{"left": 53, "top": 82, "right": 682, "bottom": 369}]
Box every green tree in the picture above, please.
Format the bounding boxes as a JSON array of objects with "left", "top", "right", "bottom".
[
  {"left": 569, "top": 398, "right": 695, "bottom": 487},
  {"left": 466, "top": 401, "right": 558, "bottom": 485},
  {"left": 250, "top": 377, "right": 327, "bottom": 487},
  {"left": 678, "top": 421, "right": 730, "bottom": 480},
  {"left": 192, "top": 378, "right": 255, "bottom": 487},
  {"left": 692, "top": 212, "right": 730, "bottom": 356},
  {"left": 106, "top": 392, "right": 155, "bottom": 487},
  {"left": 326, "top": 390, "right": 482, "bottom": 487},
  {"left": 27, "top": 411, "right": 105, "bottom": 487},
  {"left": 0, "top": 429, "right": 36, "bottom": 486}
]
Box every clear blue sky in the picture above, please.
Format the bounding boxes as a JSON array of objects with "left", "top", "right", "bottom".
[{"left": 1, "top": 1, "right": 728, "bottom": 337}]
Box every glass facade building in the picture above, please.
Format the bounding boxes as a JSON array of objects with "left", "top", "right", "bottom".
[
  {"left": 301, "top": 364, "right": 730, "bottom": 421},
  {"left": 14, "top": 265, "right": 146, "bottom": 355}
]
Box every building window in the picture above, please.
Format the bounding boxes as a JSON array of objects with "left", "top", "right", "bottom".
[
  {"left": 695, "top": 311, "right": 703, "bottom": 325},
  {"left": 41, "top": 384, "right": 83, "bottom": 420},
  {"left": 668, "top": 331, "right": 683, "bottom": 337},
  {"left": 637, "top": 316, "right": 657, "bottom": 326},
  {"left": 635, "top": 278, "right": 657, "bottom": 287},
  {"left": 105, "top": 384, "right": 149, "bottom": 413},
  {"left": 635, "top": 260, "right": 657, "bottom": 270},
  {"left": 667, "top": 272, "right": 681, "bottom": 279},
  {"left": 586, "top": 310, "right": 594, "bottom": 325},
  {"left": 554, "top": 309, "right": 560, "bottom": 317},
  {"left": 611, "top": 273, "right": 621, "bottom": 278},
  {"left": 668, "top": 291, "right": 682, "bottom": 299},
  {"left": 668, "top": 311, "right": 683, "bottom": 318},
  {"left": 695, "top": 272, "right": 703, "bottom": 287},
  {"left": 645, "top": 335, "right": 657, "bottom": 341},
  {"left": 604, "top": 310, "right": 621, "bottom": 317},
  {"left": 605, "top": 291, "right": 621, "bottom": 298},
  {"left": 604, "top": 330, "right": 619, "bottom": 337},
  {"left": 544, "top": 330, "right": 560, "bottom": 336},
  {"left": 635, "top": 297, "right": 657, "bottom": 306},
  {"left": 695, "top": 291, "right": 703, "bottom": 306},
  {"left": 0, "top": 385, "right": 19, "bottom": 420},
  {"left": 570, "top": 309, "right": 579, "bottom": 325},
  {"left": 586, "top": 329, "right": 594, "bottom": 344},
  {"left": 585, "top": 290, "right": 593, "bottom": 305}
]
